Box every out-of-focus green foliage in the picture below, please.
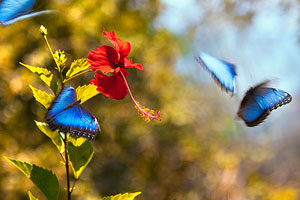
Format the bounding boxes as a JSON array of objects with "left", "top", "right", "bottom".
[{"left": 1, "top": 0, "right": 300, "bottom": 200}]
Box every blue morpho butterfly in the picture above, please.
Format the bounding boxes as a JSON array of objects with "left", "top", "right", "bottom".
[
  {"left": 195, "top": 51, "right": 237, "bottom": 95},
  {"left": 46, "top": 86, "right": 100, "bottom": 140},
  {"left": 237, "top": 81, "right": 292, "bottom": 127},
  {"left": 0, "top": 0, "right": 53, "bottom": 26}
]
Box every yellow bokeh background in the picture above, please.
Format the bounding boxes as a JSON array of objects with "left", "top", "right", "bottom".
[{"left": 0, "top": 0, "right": 299, "bottom": 199}]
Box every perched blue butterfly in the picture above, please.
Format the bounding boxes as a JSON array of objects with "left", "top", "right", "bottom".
[
  {"left": 237, "top": 81, "right": 292, "bottom": 127},
  {"left": 46, "top": 86, "right": 100, "bottom": 140},
  {"left": 0, "top": 0, "right": 54, "bottom": 26},
  {"left": 195, "top": 51, "right": 236, "bottom": 95}
]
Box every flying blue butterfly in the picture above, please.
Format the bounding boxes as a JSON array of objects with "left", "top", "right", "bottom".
[
  {"left": 0, "top": 0, "right": 53, "bottom": 26},
  {"left": 195, "top": 51, "right": 236, "bottom": 95},
  {"left": 46, "top": 86, "right": 100, "bottom": 140},
  {"left": 237, "top": 81, "right": 292, "bottom": 127}
]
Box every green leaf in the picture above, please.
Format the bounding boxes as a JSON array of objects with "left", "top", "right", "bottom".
[
  {"left": 68, "top": 140, "right": 94, "bottom": 179},
  {"left": 65, "top": 58, "right": 90, "bottom": 82},
  {"left": 76, "top": 84, "right": 99, "bottom": 104},
  {"left": 20, "top": 62, "right": 58, "bottom": 93},
  {"left": 4, "top": 156, "right": 32, "bottom": 178},
  {"left": 68, "top": 136, "right": 87, "bottom": 147},
  {"left": 102, "top": 192, "right": 141, "bottom": 200},
  {"left": 29, "top": 85, "right": 54, "bottom": 109},
  {"left": 28, "top": 191, "right": 39, "bottom": 200},
  {"left": 35, "top": 121, "right": 64, "bottom": 153},
  {"left": 54, "top": 50, "right": 67, "bottom": 71},
  {"left": 4, "top": 157, "right": 59, "bottom": 200}
]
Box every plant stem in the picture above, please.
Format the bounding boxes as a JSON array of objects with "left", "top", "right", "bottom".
[
  {"left": 63, "top": 134, "right": 71, "bottom": 200},
  {"left": 43, "top": 35, "right": 60, "bottom": 71},
  {"left": 43, "top": 35, "right": 64, "bottom": 87},
  {"left": 70, "top": 179, "right": 78, "bottom": 194},
  {"left": 61, "top": 71, "right": 65, "bottom": 88}
]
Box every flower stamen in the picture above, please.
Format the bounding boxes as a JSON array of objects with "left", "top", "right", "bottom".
[{"left": 119, "top": 70, "right": 161, "bottom": 122}]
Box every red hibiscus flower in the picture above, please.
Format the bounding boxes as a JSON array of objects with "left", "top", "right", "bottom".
[
  {"left": 88, "top": 29, "right": 143, "bottom": 74},
  {"left": 88, "top": 29, "right": 161, "bottom": 122}
]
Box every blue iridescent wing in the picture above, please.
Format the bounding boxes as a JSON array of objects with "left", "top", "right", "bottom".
[
  {"left": 46, "top": 104, "right": 99, "bottom": 140},
  {"left": 0, "top": 0, "right": 35, "bottom": 24},
  {"left": 0, "top": 0, "right": 54, "bottom": 26},
  {"left": 2, "top": 10, "right": 54, "bottom": 26},
  {"left": 46, "top": 86, "right": 76, "bottom": 119},
  {"left": 46, "top": 86, "right": 100, "bottom": 140},
  {"left": 195, "top": 51, "right": 236, "bottom": 94},
  {"left": 237, "top": 81, "right": 292, "bottom": 127}
]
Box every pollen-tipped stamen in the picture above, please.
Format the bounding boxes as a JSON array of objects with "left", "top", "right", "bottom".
[
  {"left": 119, "top": 70, "right": 161, "bottom": 122},
  {"left": 135, "top": 102, "right": 161, "bottom": 122}
]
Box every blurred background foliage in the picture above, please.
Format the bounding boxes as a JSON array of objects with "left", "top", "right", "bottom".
[{"left": 0, "top": 0, "right": 300, "bottom": 199}]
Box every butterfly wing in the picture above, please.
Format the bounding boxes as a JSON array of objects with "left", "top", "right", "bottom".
[
  {"left": 46, "top": 86, "right": 77, "bottom": 119},
  {"left": 47, "top": 104, "right": 99, "bottom": 140},
  {"left": 195, "top": 51, "right": 236, "bottom": 94},
  {"left": 2, "top": 10, "right": 54, "bottom": 26},
  {"left": 0, "top": 0, "right": 35, "bottom": 24},
  {"left": 46, "top": 86, "right": 100, "bottom": 140},
  {"left": 238, "top": 82, "right": 292, "bottom": 127},
  {"left": 72, "top": 105, "right": 99, "bottom": 140},
  {"left": 237, "top": 91, "right": 269, "bottom": 127}
]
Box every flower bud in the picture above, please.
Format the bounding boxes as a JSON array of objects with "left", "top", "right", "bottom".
[{"left": 40, "top": 25, "right": 47, "bottom": 36}]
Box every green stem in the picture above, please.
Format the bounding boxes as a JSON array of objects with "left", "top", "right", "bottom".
[
  {"left": 63, "top": 134, "right": 71, "bottom": 200},
  {"left": 70, "top": 179, "right": 78, "bottom": 194},
  {"left": 43, "top": 35, "right": 64, "bottom": 87},
  {"left": 43, "top": 35, "right": 60, "bottom": 70},
  {"left": 61, "top": 71, "right": 65, "bottom": 88}
]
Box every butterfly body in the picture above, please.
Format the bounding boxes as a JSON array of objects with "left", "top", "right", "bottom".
[
  {"left": 46, "top": 86, "right": 99, "bottom": 140},
  {"left": 195, "top": 51, "right": 236, "bottom": 94},
  {"left": 0, "top": 0, "right": 53, "bottom": 26},
  {"left": 237, "top": 81, "right": 292, "bottom": 127}
]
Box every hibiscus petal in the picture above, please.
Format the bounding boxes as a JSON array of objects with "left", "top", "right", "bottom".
[
  {"left": 103, "top": 29, "right": 131, "bottom": 59},
  {"left": 124, "top": 58, "right": 143, "bottom": 70},
  {"left": 91, "top": 72, "right": 129, "bottom": 100},
  {"left": 88, "top": 45, "right": 118, "bottom": 73}
]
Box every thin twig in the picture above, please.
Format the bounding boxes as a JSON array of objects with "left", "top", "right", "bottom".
[
  {"left": 63, "top": 134, "right": 71, "bottom": 200},
  {"left": 43, "top": 35, "right": 64, "bottom": 87},
  {"left": 70, "top": 179, "right": 78, "bottom": 194}
]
